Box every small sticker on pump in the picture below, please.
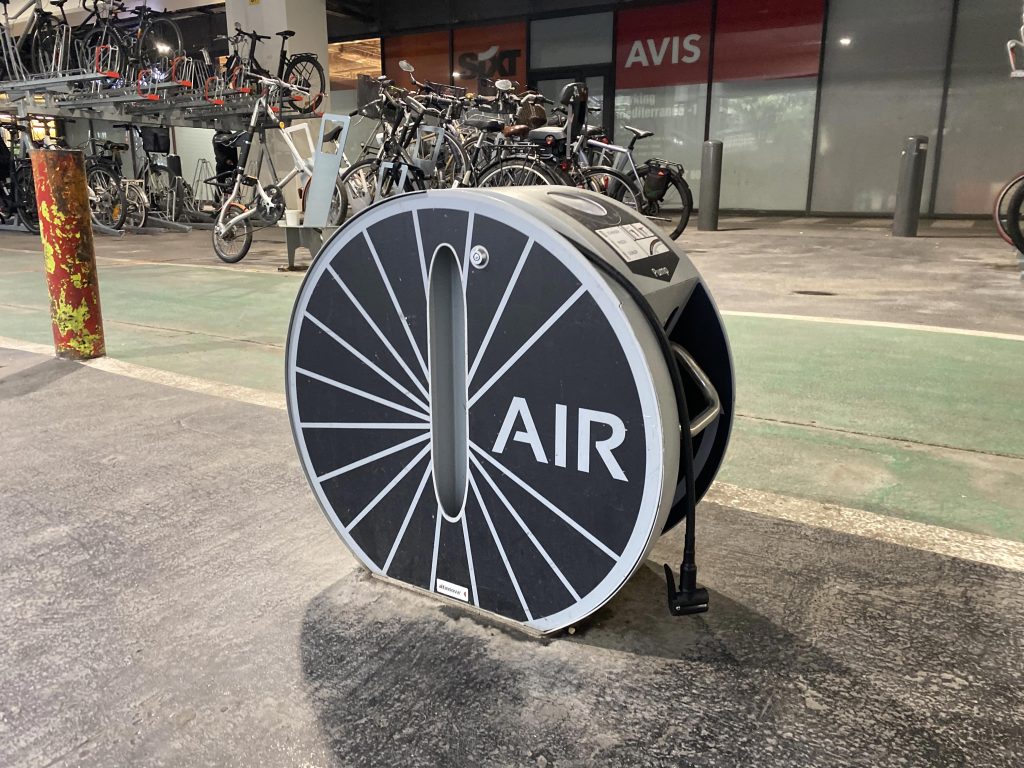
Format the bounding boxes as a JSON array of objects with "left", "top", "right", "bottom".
[{"left": 596, "top": 223, "right": 670, "bottom": 263}]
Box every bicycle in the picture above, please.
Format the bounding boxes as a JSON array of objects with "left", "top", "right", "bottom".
[
  {"left": 223, "top": 22, "right": 325, "bottom": 115},
  {"left": 80, "top": 137, "right": 128, "bottom": 230},
  {"left": 587, "top": 126, "right": 693, "bottom": 239},
  {"left": 212, "top": 74, "right": 345, "bottom": 263},
  {"left": 994, "top": 172, "right": 1024, "bottom": 246},
  {"left": 0, "top": 119, "right": 39, "bottom": 233}
]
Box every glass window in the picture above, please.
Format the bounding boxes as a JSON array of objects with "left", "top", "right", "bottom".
[
  {"left": 613, "top": 2, "right": 711, "bottom": 203},
  {"left": 708, "top": 0, "right": 823, "bottom": 210},
  {"left": 530, "top": 12, "right": 613, "bottom": 70},
  {"left": 934, "top": 0, "right": 1024, "bottom": 214},
  {"left": 328, "top": 39, "right": 383, "bottom": 161},
  {"left": 811, "top": 0, "right": 953, "bottom": 213}
]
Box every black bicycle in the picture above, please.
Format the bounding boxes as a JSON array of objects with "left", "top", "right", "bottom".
[
  {"left": 0, "top": 120, "right": 39, "bottom": 234},
  {"left": 223, "top": 22, "right": 325, "bottom": 114},
  {"left": 80, "top": 137, "right": 130, "bottom": 230}
]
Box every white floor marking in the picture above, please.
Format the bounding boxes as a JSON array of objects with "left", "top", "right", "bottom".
[
  {"left": 722, "top": 311, "right": 1024, "bottom": 343},
  {"left": 363, "top": 230, "right": 431, "bottom": 381},
  {"left": 295, "top": 367, "right": 429, "bottom": 421},
  {"left": 382, "top": 463, "right": 434, "bottom": 574},
  {"left": 469, "top": 441, "right": 618, "bottom": 561},
  {"left": 327, "top": 265, "right": 430, "bottom": 401},
  {"left": 346, "top": 444, "right": 432, "bottom": 532},
  {"left": 467, "top": 238, "right": 532, "bottom": 387},
  {"left": 705, "top": 483, "right": 1024, "bottom": 573},
  {"left": 468, "top": 471, "right": 532, "bottom": 621},
  {"left": 468, "top": 285, "right": 586, "bottom": 408},
  {"left": 316, "top": 432, "right": 430, "bottom": 483},
  {"left": 305, "top": 311, "right": 430, "bottom": 412},
  {"left": 471, "top": 453, "right": 581, "bottom": 601}
]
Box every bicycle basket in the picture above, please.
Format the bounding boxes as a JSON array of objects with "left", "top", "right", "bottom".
[{"left": 141, "top": 127, "right": 171, "bottom": 154}]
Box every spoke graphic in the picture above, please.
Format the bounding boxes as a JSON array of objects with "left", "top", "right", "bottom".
[
  {"left": 468, "top": 471, "right": 533, "bottom": 621},
  {"left": 326, "top": 264, "right": 430, "bottom": 401},
  {"left": 295, "top": 366, "right": 429, "bottom": 421},
  {"left": 412, "top": 209, "right": 429, "bottom": 303},
  {"left": 305, "top": 312, "right": 430, "bottom": 413},
  {"left": 467, "top": 237, "right": 533, "bottom": 386},
  {"left": 468, "top": 285, "right": 587, "bottom": 408},
  {"left": 363, "top": 230, "right": 430, "bottom": 382},
  {"left": 316, "top": 432, "right": 429, "bottom": 483},
  {"left": 461, "top": 211, "right": 475, "bottom": 286},
  {"left": 429, "top": 503, "right": 443, "bottom": 591},
  {"left": 383, "top": 462, "right": 434, "bottom": 574},
  {"left": 347, "top": 443, "right": 432, "bottom": 532},
  {"left": 300, "top": 422, "right": 429, "bottom": 430},
  {"left": 469, "top": 441, "right": 619, "bottom": 561},
  {"left": 461, "top": 508, "right": 479, "bottom": 608},
  {"left": 470, "top": 454, "right": 581, "bottom": 601}
]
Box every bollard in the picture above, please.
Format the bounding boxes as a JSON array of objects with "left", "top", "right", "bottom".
[
  {"left": 31, "top": 149, "right": 106, "bottom": 360},
  {"left": 892, "top": 135, "right": 928, "bottom": 237},
  {"left": 698, "top": 140, "right": 723, "bottom": 231}
]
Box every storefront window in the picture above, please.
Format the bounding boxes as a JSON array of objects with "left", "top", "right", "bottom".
[
  {"left": 531, "top": 12, "right": 612, "bottom": 70},
  {"left": 613, "top": 2, "right": 711, "bottom": 203},
  {"left": 708, "top": 0, "right": 823, "bottom": 210}
]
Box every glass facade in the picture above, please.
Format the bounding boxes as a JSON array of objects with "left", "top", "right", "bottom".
[{"left": 365, "top": 0, "right": 1018, "bottom": 214}]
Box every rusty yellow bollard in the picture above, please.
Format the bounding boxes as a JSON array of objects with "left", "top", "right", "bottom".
[{"left": 31, "top": 149, "right": 106, "bottom": 360}]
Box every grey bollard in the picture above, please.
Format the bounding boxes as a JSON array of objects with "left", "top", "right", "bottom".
[
  {"left": 892, "top": 135, "right": 928, "bottom": 237},
  {"left": 698, "top": 140, "right": 723, "bottom": 231}
]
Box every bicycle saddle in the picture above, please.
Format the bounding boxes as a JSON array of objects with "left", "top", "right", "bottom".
[
  {"left": 322, "top": 125, "right": 343, "bottom": 143},
  {"left": 52, "top": 0, "right": 68, "bottom": 7},
  {"left": 586, "top": 125, "right": 604, "bottom": 137},
  {"left": 502, "top": 124, "right": 530, "bottom": 138},
  {"left": 623, "top": 125, "right": 654, "bottom": 140},
  {"left": 465, "top": 115, "right": 503, "bottom": 132},
  {"left": 276, "top": 30, "right": 295, "bottom": 39}
]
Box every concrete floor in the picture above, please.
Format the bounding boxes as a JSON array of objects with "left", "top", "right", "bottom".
[{"left": 2, "top": 217, "right": 1023, "bottom": 766}]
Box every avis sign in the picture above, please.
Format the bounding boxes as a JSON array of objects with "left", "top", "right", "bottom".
[{"left": 616, "top": 1, "right": 711, "bottom": 89}]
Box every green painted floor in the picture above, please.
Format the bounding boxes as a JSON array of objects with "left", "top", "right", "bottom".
[{"left": 3, "top": 252, "right": 1022, "bottom": 542}]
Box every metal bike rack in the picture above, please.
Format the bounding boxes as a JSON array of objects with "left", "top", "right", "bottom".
[{"left": 285, "top": 187, "right": 734, "bottom": 634}]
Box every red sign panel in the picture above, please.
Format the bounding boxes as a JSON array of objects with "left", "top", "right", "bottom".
[
  {"left": 713, "top": 0, "right": 823, "bottom": 81},
  {"left": 453, "top": 22, "right": 527, "bottom": 84},
  {"left": 384, "top": 31, "right": 451, "bottom": 88},
  {"left": 616, "top": 1, "right": 712, "bottom": 89}
]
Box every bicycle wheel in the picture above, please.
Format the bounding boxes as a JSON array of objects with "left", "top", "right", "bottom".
[
  {"left": 139, "top": 18, "right": 182, "bottom": 80},
  {"left": 13, "top": 165, "right": 39, "bottom": 234},
  {"left": 1004, "top": 179, "right": 1024, "bottom": 254},
  {"left": 82, "top": 27, "right": 129, "bottom": 85},
  {"left": 283, "top": 53, "right": 326, "bottom": 114},
  {"left": 994, "top": 172, "right": 1024, "bottom": 245},
  {"left": 123, "top": 183, "right": 148, "bottom": 229},
  {"left": 31, "top": 25, "right": 60, "bottom": 74},
  {"left": 87, "top": 166, "right": 127, "bottom": 230},
  {"left": 340, "top": 158, "right": 423, "bottom": 216},
  {"left": 476, "top": 157, "right": 559, "bottom": 188},
  {"left": 301, "top": 176, "right": 348, "bottom": 226},
  {"left": 636, "top": 165, "right": 693, "bottom": 240},
  {"left": 577, "top": 166, "right": 643, "bottom": 212},
  {"left": 213, "top": 202, "right": 253, "bottom": 263},
  {"left": 148, "top": 165, "right": 184, "bottom": 220}
]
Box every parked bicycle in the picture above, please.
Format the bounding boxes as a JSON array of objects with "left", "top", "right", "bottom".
[
  {"left": 223, "top": 22, "right": 325, "bottom": 115},
  {"left": 80, "top": 136, "right": 128, "bottom": 230},
  {"left": 0, "top": 119, "right": 39, "bottom": 233}
]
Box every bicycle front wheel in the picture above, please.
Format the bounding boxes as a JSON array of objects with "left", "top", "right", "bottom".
[
  {"left": 994, "top": 172, "right": 1024, "bottom": 246},
  {"left": 13, "top": 165, "right": 40, "bottom": 234},
  {"left": 123, "top": 184, "right": 148, "bottom": 229},
  {"left": 636, "top": 165, "right": 693, "bottom": 240},
  {"left": 283, "top": 53, "right": 326, "bottom": 114},
  {"left": 476, "top": 158, "right": 559, "bottom": 188},
  {"left": 577, "top": 166, "right": 643, "bottom": 212},
  {"left": 88, "top": 166, "right": 128, "bottom": 230},
  {"left": 1004, "top": 178, "right": 1024, "bottom": 254},
  {"left": 340, "top": 158, "right": 423, "bottom": 215},
  {"left": 139, "top": 18, "right": 183, "bottom": 80},
  {"left": 213, "top": 203, "right": 253, "bottom": 263}
]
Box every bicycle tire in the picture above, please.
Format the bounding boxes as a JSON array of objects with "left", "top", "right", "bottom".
[
  {"left": 993, "top": 172, "right": 1024, "bottom": 246},
  {"left": 636, "top": 164, "right": 693, "bottom": 240},
  {"left": 282, "top": 53, "right": 326, "bottom": 114},
  {"left": 577, "top": 166, "right": 643, "bottom": 212},
  {"left": 13, "top": 165, "right": 39, "bottom": 234},
  {"left": 123, "top": 183, "right": 148, "bottom": 229},
  {"left": 139, "top": 17, "right": 183, "bottom": 79},
  {"left": 475, "top": 157, "right": 560, "bottom": 188},
  {"left": 302, "top": 176, "right": 348, "bottom": 226},
  {"left": 213, "top": 203, "right": 253, "bottom": 263},
  {"left": 87, "top": 165, "right": 128, "bottom": 230},
  {"left": 82, "top": 27, "right": 130, "bottom": 86},
  {"left": 1004, "top": 178, "right": 1024, "bottom": 254},
  {"left": 340, "top": 158, "right": 424, "bottom": 215}
]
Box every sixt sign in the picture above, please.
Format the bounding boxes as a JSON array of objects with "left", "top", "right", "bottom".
[{"left": 453, "top": 22, "right": 526, "bottom": 82}]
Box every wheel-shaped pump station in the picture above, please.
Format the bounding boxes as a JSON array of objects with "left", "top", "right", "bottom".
[{"left": 286, "top": 188, "right": 733, "bottom": 634}]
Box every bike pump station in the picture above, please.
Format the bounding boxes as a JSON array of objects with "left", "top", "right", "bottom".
[{"left": 285, "top": 188, "right": 734, "bottom": 634}]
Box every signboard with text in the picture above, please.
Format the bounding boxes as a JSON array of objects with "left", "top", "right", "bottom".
[
  {"left": 616, "top": 1, "right": 712, "bottom": 89},
  {"left": 453, "top": 22, "right": 527, "bottom": 85}
]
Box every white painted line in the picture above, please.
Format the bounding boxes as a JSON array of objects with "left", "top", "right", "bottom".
[
  {"left": 704, "top": 483, "right": 1024, "bottom": 573},
  {"left": 721, "top": 311, "right": 1024, "bottom": 343}
]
